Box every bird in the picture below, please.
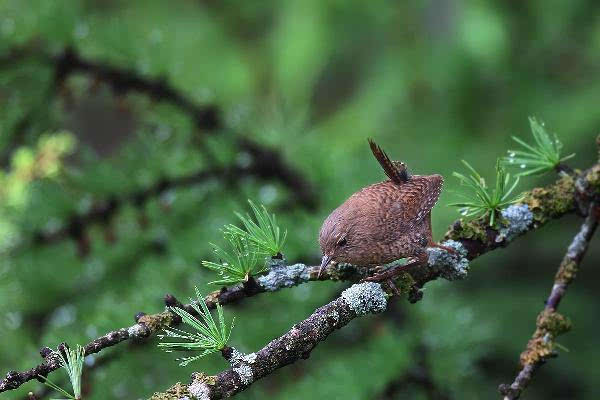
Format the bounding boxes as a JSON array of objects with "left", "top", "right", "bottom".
[{"left": 318, "top": 138, "right": 453, "bottom": 282}]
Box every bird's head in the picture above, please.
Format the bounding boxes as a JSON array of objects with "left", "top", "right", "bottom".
[{"left": 318, "top": 204, "right": 366, "bottom": 275}]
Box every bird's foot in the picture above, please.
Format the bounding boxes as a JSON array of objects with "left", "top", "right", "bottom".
[
  {"left": 428, "top": 242, "right": 457, "bottom": 255},
  {"left": 361, "top": 259, "right": 419, "bottom": 283},
  {"left": 384, "top": 279, "right": 401, "bottom": 296}
]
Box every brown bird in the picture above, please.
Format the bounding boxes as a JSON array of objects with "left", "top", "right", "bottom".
[{"left": 319, "top": 139, "right": 452, "bottom": 282}]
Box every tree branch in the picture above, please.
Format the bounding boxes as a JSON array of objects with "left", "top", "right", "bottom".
[
  {"left": 150, "top": 282, "right": 388, "bottom": 399},
  {"left": 498, "top": 202, "right": 599, "bottom": 399},
  {"left": 50, "top": 47, "right": 219, "bottom": 130},
  {"left": 31, "top": 142, "right": 315, "bottom": 254},
  {"left": 2, "top": 158, "right": 599, "bottom": 394}
]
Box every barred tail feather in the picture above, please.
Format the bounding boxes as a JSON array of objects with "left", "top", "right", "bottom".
[{"left": 368, "top": 138, "right": 408, "bottom": 184}]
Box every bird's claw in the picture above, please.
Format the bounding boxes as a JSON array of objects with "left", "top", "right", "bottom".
[
  {"left": 361, "top": 264, "right": 411, "bottom": 283},
  {"left": 429, "top": 243, "right": 457, "bottom": 255}
]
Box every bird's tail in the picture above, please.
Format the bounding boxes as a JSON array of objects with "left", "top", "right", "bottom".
[{"left": 368, "top": 138, "right": 409, "bottom": 184}]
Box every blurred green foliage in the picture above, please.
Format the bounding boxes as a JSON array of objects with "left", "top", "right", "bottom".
[{"left": 0, "top": 1, "right": 599, "bottom": 399}]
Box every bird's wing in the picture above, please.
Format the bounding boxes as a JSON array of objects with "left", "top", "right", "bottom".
[
  {"left": 394, "top": 174, "right": 443, "bottom": 229},
  {"left": 368, "top": 138, "right": 409, "bottom": 184}
]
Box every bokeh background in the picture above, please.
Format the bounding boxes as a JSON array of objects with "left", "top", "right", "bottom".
[{"left": 1, "top": 1, "right": 600, "bottom": 399}]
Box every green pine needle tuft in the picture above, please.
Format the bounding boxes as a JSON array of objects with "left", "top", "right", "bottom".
[
  {"left": 39, "top": 344, "right": 85, "bottom": 400},
  {"left": 449, "top": 159, "right": 521, "bottom": 226},
  {"left": 225, "top": 200, "right": 287, "bottom": 257},
  {"left": 502, "top": 117, "right": 575, "bottom": 176},
  {"left": 158, "top": 287, "right": 234, "bottom": 366},
  {"left": 202, "top": 233, "right": 266, "bottom": 285},
  {"left": 202, "top": 200, "right": 286, "bottom": 285}
]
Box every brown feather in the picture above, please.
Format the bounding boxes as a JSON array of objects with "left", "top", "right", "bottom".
[{"left": 368, "top": 138, "right": 409, "bottom": 184}]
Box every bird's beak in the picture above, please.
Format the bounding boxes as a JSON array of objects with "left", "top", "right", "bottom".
[{"left": 318, "top": 255, "right": 332, "bottom": 278}]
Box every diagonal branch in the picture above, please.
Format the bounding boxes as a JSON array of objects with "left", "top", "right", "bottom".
[
  {"left": 2, "top": 159, "right": 599, "bottom": 394},
  {"left": 33, "top": 166, "right": 236, "bottom": 252},
  {"left": 50, "top": 47, "right": 219, "bottom": 130},
  {"left": 31, "top": 140, "right": 316, "bottom": 254},
  {"left": 498, "top": 202, "right": 599, "bottom": 400},
  {"left": 150, "top": 282, "right": 388, "bottom": 399}
]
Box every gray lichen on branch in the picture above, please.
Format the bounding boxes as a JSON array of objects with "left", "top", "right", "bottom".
[
  {"left": 496, "top": 204, "right": 534, "bottom": 243},
  {"left": 223, "top": 348, "right": 258, "bottom": 386},
  {"left": 426, "top": 239, "right": 469, "bottom": 281},
  {"left": 255, "top": 259, "right": 311, "bottom": 291},
  {"left": 341, "top": 282, "right": 387, "bottom": 315}
]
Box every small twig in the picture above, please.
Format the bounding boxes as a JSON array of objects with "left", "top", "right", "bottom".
[
  {"left": 498, "top": 203, "right": 599, "bottom": 399},
  {"left": 31, "top": 145, "right": 316, "bottom": 253},
  {"left": 555, "top": 162, "right": 575, "bottom": 177},
  {"left": 32, "top": 166, "right": 237, "bottom": 249}
]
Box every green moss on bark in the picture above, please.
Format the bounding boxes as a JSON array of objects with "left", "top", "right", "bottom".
[
  {"left": 584, "top": 164, "right": 600, "bottom": 193},
  {"left": 520, "top": 175, "right": 575, "bottom": 225},
  {"left": 138, "top": 312, "right": 174, "bottom": 333},
  {"left": 555, "top": 259, "right": 578, "bottom": 284},
  {"left": 519, "top": 310, "right": 571, "bottom": 366},
  {"left": 444, "top": 217, "right": 489, "bottom": 244},
  {"left": 150, "top": 382, "right": 190, "bottom": 399}
]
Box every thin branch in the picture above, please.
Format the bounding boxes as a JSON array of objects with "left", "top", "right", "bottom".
[
  {"left": 2, "top": 160, "right": 599, "bottom": 394},
  {"left": 50, "top": 48, "right": 219, "bottom": 130},
  {"left": 498, "top": 202, "right": 599, "bottom": 400},
  {"left": 31, "top": 154, "right": 310, "bottom": 254},
  {"left": 150, "top": 282, "right": 388, "bottom": 399}
]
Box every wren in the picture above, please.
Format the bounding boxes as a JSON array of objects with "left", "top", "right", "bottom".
[{"left": 319, "top": 139, "right": 452, "bottom": 282}]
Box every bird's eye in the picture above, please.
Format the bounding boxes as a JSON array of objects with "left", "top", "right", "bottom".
[{"left": 337, "top": 238, "right": 347, "bottom": 247}]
